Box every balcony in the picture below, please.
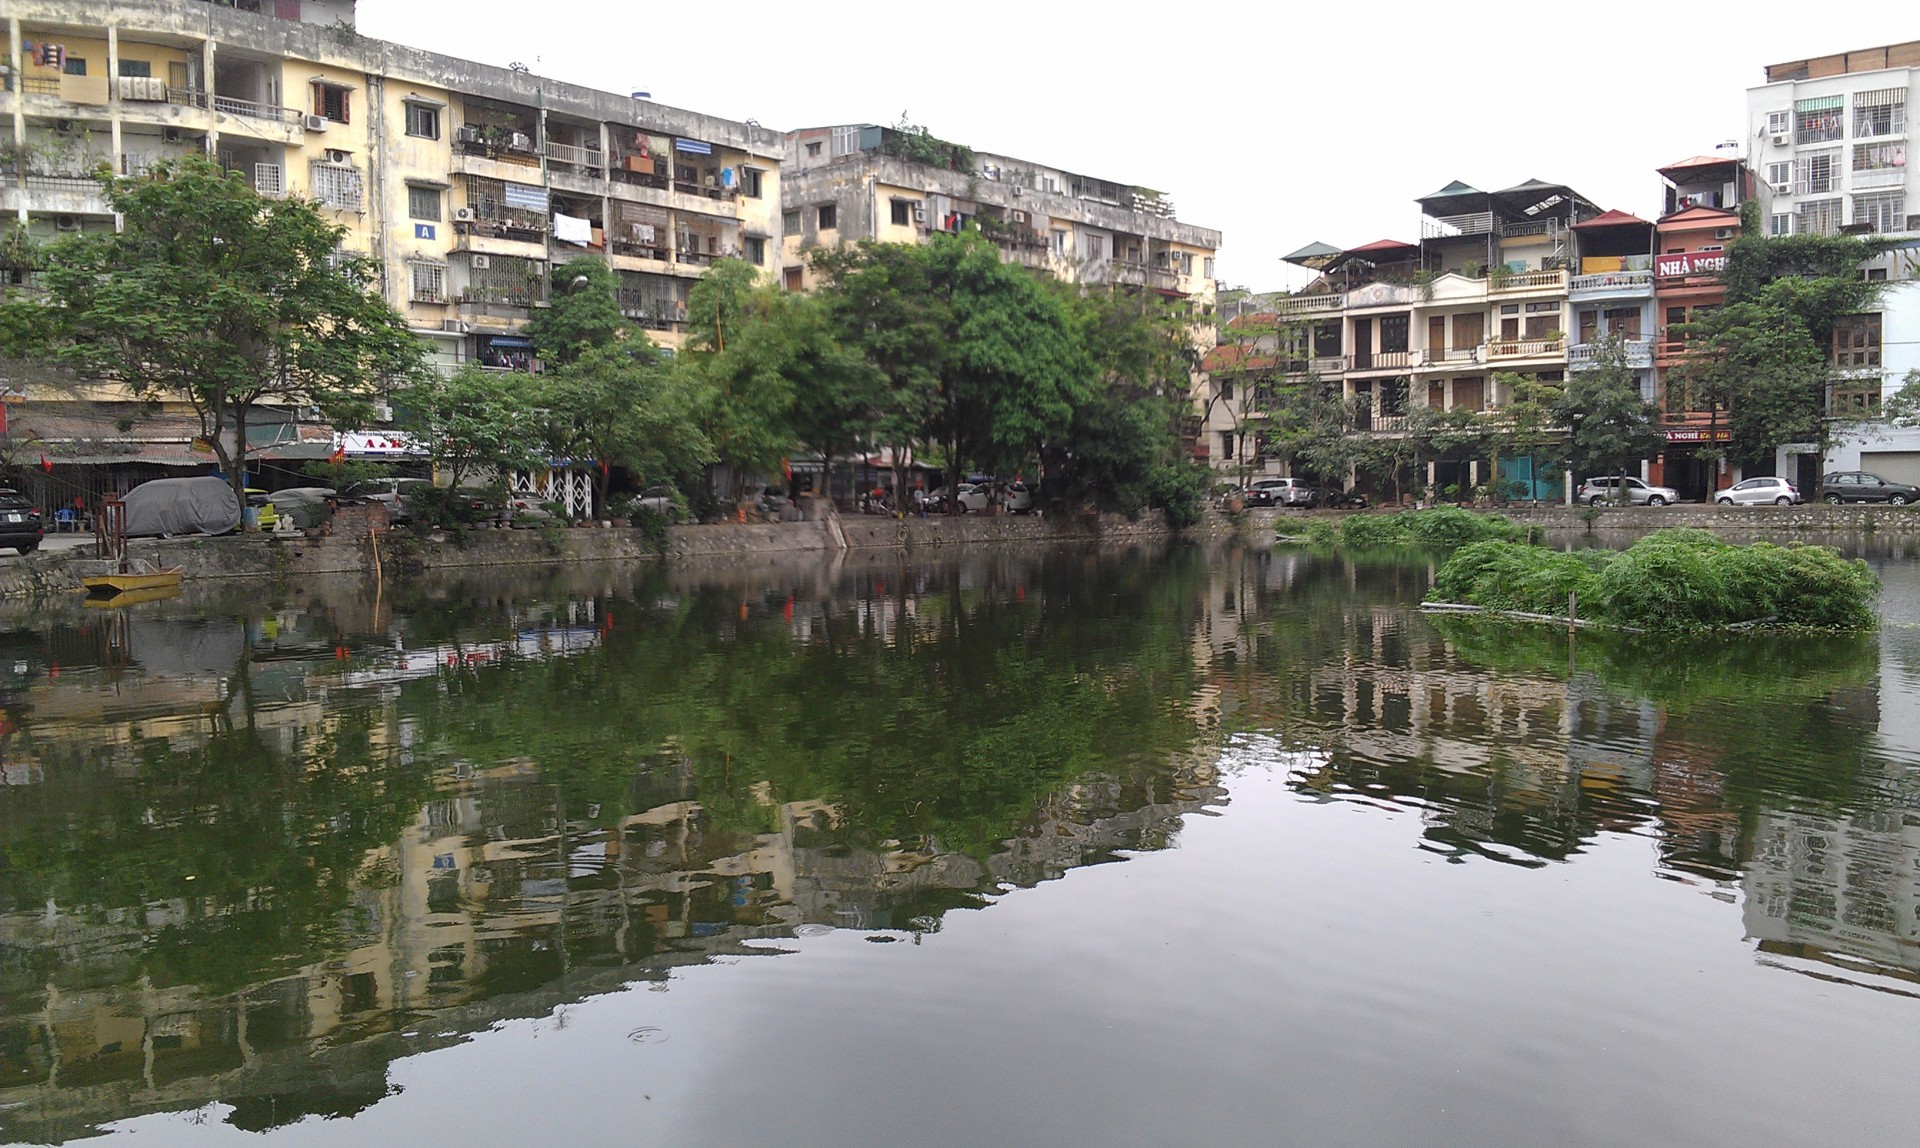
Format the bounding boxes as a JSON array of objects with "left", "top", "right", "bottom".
[
  {"left": 1422, "top": 211, "right": 1495, "bottom": 239},
  {"left": 1416, "top": 346, "right": 1483, "bottom": 369},
  {"left": 617, "top": 290, "right": 686, "bottom": 332},
  {"left": 1348, "top": 350, "right": 1414, "bottom": 372},
  {"left": 1569, "top": 339, "right": 1653, "bottom": 369},
  {"left": 211, "top": 93, "right": 303, "bottom": 126},
  {"left": 1489, "top": 269, "right": 1568, "bottom": 294},
  {"left": 1277, "top": 293, "right": 1343, "bottom": 316},
  {"left": 1568, "top": 269, "right": 1653, "bottom": 298},
  {"left": 1852, "top": 166, "right": 1905, "bottom": 190},
  {"left": 546, "top": 140, "right": 605, "bottom": 171},
  {"left": 1485, "top": 336, "right": 1567, "bottom": 362}
]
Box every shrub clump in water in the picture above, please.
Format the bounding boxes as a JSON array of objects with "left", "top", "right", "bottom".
[
  {"left": 1283, "top": 507, "right": 1530, "bottom": 549},
  {"left": 1428, "top": 529, "right": 1879, "bottom": 631}
]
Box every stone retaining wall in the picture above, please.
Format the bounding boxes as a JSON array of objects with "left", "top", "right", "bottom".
[{"left": 1488, "top": 503, "right": 1920, "bottom": 533}]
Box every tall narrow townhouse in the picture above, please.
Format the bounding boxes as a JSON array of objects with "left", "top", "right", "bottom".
[
  {"left": 1650, "top": 157, "right": 1744, "bottom": 500},
  {"left": 1566, "top": 209, "right": 1657, "bottom": 413},
  {"left": 1748, "top": 41, "right": 1920, "bottom": 488},
  {"left": 2, "top": 0, "right": 781, "bottom": 504}
]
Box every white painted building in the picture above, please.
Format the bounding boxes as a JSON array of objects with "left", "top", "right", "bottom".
[{"left": 1815, "top": 261, "right": 1920, "bottom": 484}]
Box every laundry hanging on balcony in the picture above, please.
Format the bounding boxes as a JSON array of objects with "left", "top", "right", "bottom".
[{"left": 554, "top": 213, "right": 594, "bottom": 244}]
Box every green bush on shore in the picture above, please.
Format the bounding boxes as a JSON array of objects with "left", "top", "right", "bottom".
[
  {"left": 1428, "top": 529, "right": 1879, "bottom": 631},
  {"left": 1288, "top": 506, "right": 1533, "bottom": 549}
]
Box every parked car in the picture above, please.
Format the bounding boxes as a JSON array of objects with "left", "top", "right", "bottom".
[
  {"left": 927, "top": 483, "right": 991, "bottom": 513},
  {"left": 506, "top": 496, "right": 557, "bottom": 527},
  {"left": 1001, "top": 481, "right": 1035, "bottom": 515},
  {"left": 632, "top": 485, "right": 685, "bottom": 522},
  {"left": 0, "top": 488, "right": 45, "bottom": 554},
  {"left": 1820, "top": 471, "right": 1919, "bottom": 505},
  {"left": 1318, "top": 487, "right": 1370, "bottom": 509},
  {"left": 1577, "top": 476, "right": 1681, "bottom": 507},
  {"left": 342, "top": 477, "right": 433, "bottom": 522},
  {"left": 1717, "top": 477, "right": 1802, "bottom": 506},
  {"left": 452, "top": 487, "right": 511, "bottom": 524},
  {"left": 1249, "top": 477, "right": 1318, "bottom": 507}
]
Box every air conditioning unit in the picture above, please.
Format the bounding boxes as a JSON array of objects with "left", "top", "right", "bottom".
[
  {"left": 1771, "top": 132, "right": 1790, "bottom": 145},
  {"left": 453, "top": 207, "right": 475, "bottom": 221},
  {"left": 911, "top": 203, "right": 925, "bottom": 222},
  {"left": 1771, "top": 182, "right": 1792, "bottom": 194},
  {"left": 54, "top": 215, "right": 79, "bottom": 232},
  {"left": 324, "top": 149, "right": 351, "bottom": 165},
  {"left": 1715, "top": 228, "right": 1734, "bottom": 239},
  {"left": 372, "top": 401, "right": 393, "bottom": 422},
  {"left": 469, "top": 254, "right": 491, "bottom": 269},
  {"left": 1011, "top": 210, "right": 1028, "bottom": 224},
  {"left": 508, "top": 132, "right": 532, "bottom": 151},
  {"left": 440, "top": 318, "right": 468, "bottom": 333}
]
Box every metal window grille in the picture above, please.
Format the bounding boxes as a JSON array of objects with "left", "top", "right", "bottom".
[
  {"left": 1854, "top": 89, "right": 1907, "bottom": 137},
  {"left": 1794, "top": 96, "right": 1844, "bottom": 145},
  {"left": 252, "top": 162, "right": 283, "bottom": 197},
  {"left": 1853, "top": 142, "right": 1907, "bottom": 171},
  {"left": 309, "top": 163, "right": 363, "bottom": 211},
  {"left": 459, "top": 253, "right": 543, "bottom": 306},
  {"left": 1852, "top": 192, "right": 1906, "bottom": 233},
  {"left": 409, "top": 262, "right": 447, "bottom": 303},
  {"left": 1795, "top": 149, "right": 1840, "bottom": 195},
  {"left": 1797, "top": 198, "right": 1842, "bottom": 236}
]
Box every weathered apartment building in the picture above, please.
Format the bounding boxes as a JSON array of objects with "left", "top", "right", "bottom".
[
  {"left": 778, "top": 122, "right": 1220, "bottom": 301},
  {"left": 2, "top": 0, "right": 782, "bottom": 493}
]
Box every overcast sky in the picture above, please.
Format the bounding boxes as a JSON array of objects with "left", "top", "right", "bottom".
[{"left": 359, "top": 0, "right": 1893, "bottom": 290}]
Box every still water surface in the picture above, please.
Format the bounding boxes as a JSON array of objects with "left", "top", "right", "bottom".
[{"left": 3, "top": 542, "right": 1920, "bottom": 1146}]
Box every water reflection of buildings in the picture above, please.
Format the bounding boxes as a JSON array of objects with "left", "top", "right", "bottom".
[{"left": 0, "top": 564, "right": 1223, "bottom": 1144}]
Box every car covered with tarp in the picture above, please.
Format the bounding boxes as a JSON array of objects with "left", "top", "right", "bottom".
[{"left": 122, "top": 476, "right": 242, "bottom": 537}]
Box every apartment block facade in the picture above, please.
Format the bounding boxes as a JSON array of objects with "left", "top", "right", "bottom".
[{"left": 777, "top": 124, "right": 1221, "bottom": 301}]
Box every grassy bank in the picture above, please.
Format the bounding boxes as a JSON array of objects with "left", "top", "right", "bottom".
[
  {"left": 1287, "top": 507, "right": 1541, "bottom": 549},
  {"left": 1428, "top": 528, "right": 1879, "bottom": 631}
]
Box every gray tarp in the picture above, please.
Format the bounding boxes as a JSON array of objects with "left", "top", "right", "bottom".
[
  {"left": 267, "top": 487, "right": 336, "bottom": 530},
  {"left": 123, "top": 476, "right": 242, "bottom": 537}
]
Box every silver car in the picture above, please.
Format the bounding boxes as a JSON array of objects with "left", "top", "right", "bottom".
[
  {"left": 1716, "top": 477, "right": 1802, "bottom": 506},
  {"left": 1577, "top": 476, "right": 1679, "bottom": 506}
]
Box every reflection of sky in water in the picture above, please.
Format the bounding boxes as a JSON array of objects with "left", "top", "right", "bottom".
[{"left": 2, "top": 547, "right": 1919, "bottom": 1148}]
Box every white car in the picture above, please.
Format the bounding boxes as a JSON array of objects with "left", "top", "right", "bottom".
[
  {"left": 928, "top": 483, "right": 991, "bottom": 513},
  {"left": 1001, "top": 482, "right": 1034, "bottom": 514},
  {"left": 1716, "top": 477, "right": 1803, "bottom": 506}
]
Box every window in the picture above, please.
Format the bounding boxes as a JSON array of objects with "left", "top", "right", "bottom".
[
  {"left": 1379, "top": 313, "right": 1409, "bottom": 354},
  {"left": 1218, "top": 379, "right": 1234, "bottom": 403},
  {"left": 117, "top": 59, "right": 152, "bottom": 78},
  {"left": 743, "top": 236, "right": 765, "bottom": 265},
  {"left": 1052, "top": 229, "right": 1068, "bottom": 255},
  {"left": 1087, "top": 235, "right": 1105, "bottom": 261},
  {"left": 408, "top": 185, "right": 441, "bottom": 221},
  {"left": 1604, "top": 306, "right": 1641, "bottom": 339},
  {"left": 1854, "top": 141, "right": 1906, "bottom": 172},
  {"left": 1832, "top": 314, "right": 1882, "bottom": 368},
  {"left": 782, "top": 209, "right": 801, "bottom": 236},
  {"left": 1767, "top": 110, "right": 1791, "bottom": 136},
  {"left": 1794, "top": 95, "right": 1842, "bottom": 144},
  {"left": 1523, "top": 301, "right": 1559, "bottom": 340},
  {"left": 1855, "top": 88, "right": 1907, "bottom": 137},
  {"left": 1219, "top": 432, "right": 1234, "bottom": 461},
  {"left": 1797, "top": 198, "right": 1842, "bottom": 236},
  {"left": 1864, "top": 267, "right": 1889, "bottom": 281},
  {"left": 409, "top": 262, "right": 446, "bottom": 304},
  {"left": 310, "top": 163, "right": 364, "bottom": 211},
  {"left": 805, "top": 141, "right": 822, "bottom": 157},
  {"left": 1203, "top": 256, "right": 1215, "bottom": 279},
  {"left": 891, "top": 199, "right": 914, "bottom": 226},
  {"left": 63, "top": 57, "right": 87, "bottom": 76},
  {"left": 314, "top": 81, "right": 351, "bottom": 124},
  {"left": 1853, "top": 192, "right": 1905, "bottom": 233},
  {"left": 1452, "top": 312, "right": 1484, "bottom": 348},
  {"left": 1770, "top": 212, "right": 1793, "bottom": 236},
  {"left": 816, "top": 203, "right": 836, "bottom": 230},
  {"left": 1797, "top": 149, "right": 1840, "bottom": 195},
  {"left": 741, "top": 167, "right": 762, "bottom": 198},
  {"left": 1766, "top": 160, "right": 1793, "bottom": 188},
  {"left": 405, "top": 102, "right": 440, "bottom": 139}
]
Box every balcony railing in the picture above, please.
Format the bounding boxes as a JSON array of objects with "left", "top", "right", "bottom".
[
  {"left": 1852, "top": 166, "right": 1905, "bottom": 190},
  {"left": 1420, "top": 346, "right": 1483, "bottom": 366},
  {"left": 1498, "top": 219, "right": 1562, "bottom": 239},
  {"left": 1277, "top": 293, "right": 1343, "bottom": 315},
  {"left": 1569, "top": 269, "right": 1654, "bottom": 295},
  {"left": 1489, "top": 269, "right": 1568, "bottom": 294},
  {"left": 454, "top": 217, "right": 550, "bottom": 243},
  {"left": 1349, "top": 350, "right": 1414, "bottom": 371},
  {"left": 1485, "top": 337, "right": 1567, "bottom": 361},
  {"left": 212, "top": 94, "right": 303, "bottom": 125},
  {"left": 545, "top": 141, "right": 605, "bottom": 170},
  {"left": 1422, "top": 211, "right": 1495, "bottom": 239},
  {"left": 611, "top": 240, "right": 671, "bottom": 261},
  {"left": 1569, "top": 339, "right": 1653, "bottom": 369}
]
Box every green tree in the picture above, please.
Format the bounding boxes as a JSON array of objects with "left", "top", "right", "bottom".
[
  {"left": 1558, "top": 336, "right": 1664, "bottom": 501},
  {"left": 679, "top": 260, "right": 801, "bottom": 496},
  {"left": 396, "top": 364, "right": 542, "bottom": 489},
  {"left": 1489, "top": 372, "right": 1564, "bottom": 502},
  {"left": 1670, "top": 202, "right": 1888, "bottom": 469},
  {"left": 0, "top": 155, "right": 427, "bottom": 513}
]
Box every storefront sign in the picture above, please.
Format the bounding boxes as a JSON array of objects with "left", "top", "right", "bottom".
[
  {"left": 1655, "top": 251, "right": 1728, "bottom": 279},
  {"left": 1664, "top": 427, "right": 1731, "bottom": 443}
]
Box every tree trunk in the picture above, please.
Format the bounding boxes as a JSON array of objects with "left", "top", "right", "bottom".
[{"left": 229, "top": 403, "right": 251, "bottom": 530}]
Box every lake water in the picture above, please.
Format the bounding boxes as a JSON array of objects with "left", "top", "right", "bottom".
[{"left": 4, "top": 541, "right": 1920, "bottom": 1147}]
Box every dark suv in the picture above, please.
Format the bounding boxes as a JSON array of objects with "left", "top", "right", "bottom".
[
  {"left": 0, "top": 489, "right": 45, "bottom": 554},
  {"left": 1820, "top": 471, "right": 1920, "bottom": 505}
]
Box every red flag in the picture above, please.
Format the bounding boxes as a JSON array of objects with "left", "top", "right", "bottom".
[
  {"left": 329, "top": 445, "right": 347, "bottom": 464},
  {"left": 39, "top": 454, "right": 53, "bottom": 474}
]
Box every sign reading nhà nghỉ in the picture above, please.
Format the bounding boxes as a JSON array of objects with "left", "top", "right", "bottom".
[
  {"left": 1664, "top": 427, "right": 1732, "bottom": 443},
  {"left": 1655, "top": 250, "right": 1728, "bottom": 279}
]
